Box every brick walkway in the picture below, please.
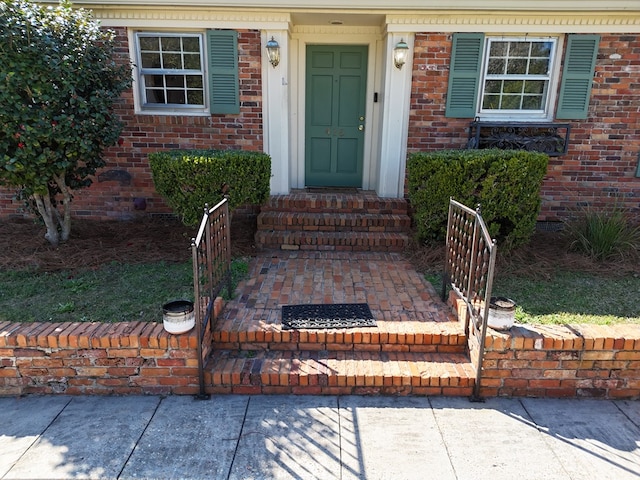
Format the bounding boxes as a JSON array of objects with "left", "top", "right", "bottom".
[{"left": 207, "top": 252, "right": 475, "bottom": 395}]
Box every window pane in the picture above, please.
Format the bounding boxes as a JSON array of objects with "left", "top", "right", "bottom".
[
  {"left": 166, "top": 90, "right": 186, "bottom": 104},
  {"left": 509, "top": 42, "right": 530, "bottom": 57},
  {"left": 482, "top": 95, "right": 501, "bottom": 109},
  {"left": 524, "top": 80, "right": 545, "bottom": 94},
  {"left": 165, "top": 75, "right": 185, "bottom": 88},
  {"left": 506, "top": 58, "right": 527, "bottom": 75},
  {"left": 487, "top": 58, "right": 506, "bottom": 75},
  {"left": 531, "top": 42, "right": 552, "bottom": 57},
  {"left": 141, "top": 52, "right": 161, "bottom": 68},
  {"left": 161, "top": 36, "right": 181, "bottom": 52},
  {"left": 503, "top": 80, "right": 523, "bottom": 94},
  {"left": 184, "top": 53, "right": 201, "bottom": 70},
  {"left": 187, "top": 90, "right": 204, "bottom": 105},
  {"left": 139, "top": 37, "right": 159, "bottom": 51},
  {"left": 489, "top": 41, "right": 508, "bottom": 56},
  {"left": 186, "top": 75, "right": 203, "bottom": 88},
  {"left": 162, "top": 53, "right": 182, "bottom": 69},
  {"left": 522, "top": 95, "right": 543, "bottom": 109},
  {"left": 145, "top": 89, "right": 165, "bottom": 104},
  {"left": 501, "top": 95, "right": 521, "bottom": 109},
  {"left": 183, "top": 37, "right": 200, "bottom": 53},
  {"left": 144, "top": 75, "right": 165, "bottom": 88},
  {"left": 484, "top": 80, "right": 502, "bottom": 94},
  {"left": 528, "top": 59, "right": 550, "bottom": 75}
]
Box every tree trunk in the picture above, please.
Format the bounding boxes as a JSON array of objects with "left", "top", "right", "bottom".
[
  {"left": 33, "top": 193, "right": 60, "bottom": 246},
  {"left": 53, "top": 174, "right": 72, "bottom": 242}
]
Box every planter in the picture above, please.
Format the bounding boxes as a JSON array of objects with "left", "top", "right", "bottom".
[
  {"left": 162, "top": 300, "right": 195, "bottom": 334},
  {"left": 488, "top": 297, "right": 516, "bottom": 330}
]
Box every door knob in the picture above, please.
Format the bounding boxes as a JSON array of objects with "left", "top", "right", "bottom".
[{"left": 358, "top": 125, "right": 364, "bottom": 131}]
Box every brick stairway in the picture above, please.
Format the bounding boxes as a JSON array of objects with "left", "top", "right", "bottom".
[
  {"left": 255, "top": 190, "right": 411, "bottom": 252},
  {"left": 204, "top": 252, "right": 476, "bottom": 396}
]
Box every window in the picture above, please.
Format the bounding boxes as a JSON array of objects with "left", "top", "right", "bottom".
[
  {"left": 479, "top": 38, "right": 556, "bottom": 117},
  {"left": 135, "top": 33, "right": 206, "bottom": 111},
  {"left": 445, "top": 33, "right": 599, "bottom": 121},
  {"left": 133, "top": 30, "right": 240, "bottom": 115}
]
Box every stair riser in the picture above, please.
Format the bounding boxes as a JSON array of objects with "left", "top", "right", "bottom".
[
  {"left": 204, "top": 350, "right": 475, "bottom": 396},
  {"left": 264, "top": 196, "right": 408, "bottom": 215},
  {"left": 257, "top": 215, "right": 411, "bottom": 233},
  {"left": 213, "top": 342, "right": 467, "bottom": 354},
  {"left": 256, "top": 232, "right": 409, "bottom": 252}
]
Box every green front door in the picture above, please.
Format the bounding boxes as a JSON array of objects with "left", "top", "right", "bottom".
[{"left": 305, "top": 45, "right": 368, "bottom": 187}]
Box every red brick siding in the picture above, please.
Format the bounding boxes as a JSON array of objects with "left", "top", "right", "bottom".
[
  {"left": 0, "top": 28, "right": 263, "bottom": 220},
  {"left": 407, "top": 33, "right": 640, "bottom": 221}
]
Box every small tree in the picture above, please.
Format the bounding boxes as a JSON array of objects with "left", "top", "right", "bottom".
[{"left": 0, "top": 0, "right": 131, "bottom": 245}]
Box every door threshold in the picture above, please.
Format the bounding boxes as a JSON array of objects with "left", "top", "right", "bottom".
[{"left": 305, "top": 187, "right": 360, "bottom": 194}]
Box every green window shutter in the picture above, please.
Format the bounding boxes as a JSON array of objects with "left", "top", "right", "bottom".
[
  {"left": 207, "top": 29, "right": 239, "bottom": 114},
  {"left": 445, "top": 33, "right": 485, "bottom": 118},
  {"left": 556, "top": 34, "right": 600, "bottom": 120}
]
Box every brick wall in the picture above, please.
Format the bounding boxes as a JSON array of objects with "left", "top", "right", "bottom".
[
  {"left": 1, "top": 30, "right": 637, "bottom": 221},
  {"left": 0, "top": 28, "right": 263, "bottom": 220},
  {"left": 0, "top": 294, "right": 223, "bottom": 395},
  {"left": 451, "top": 295, "right": 640, "bottom": 399},
  {"left": 408, "top": 33, "right": 640, "bottom": 221}
]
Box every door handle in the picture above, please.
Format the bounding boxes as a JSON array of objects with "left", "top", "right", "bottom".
[{"left": 358, "top": 125, "right": 364, "bottom": 131}]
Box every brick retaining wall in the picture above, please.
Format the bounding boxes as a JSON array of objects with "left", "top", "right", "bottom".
[
  {"left": 0, "top": 298, "right": 223, "bottom": 396},
  {"left": 451, "top": 296, "right": 640, "bottom": 399}
]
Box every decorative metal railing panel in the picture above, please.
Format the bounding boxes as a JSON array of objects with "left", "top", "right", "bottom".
[
  {"left": 191, "top": 198, "right": 232, "bottom": 399},
  {"left": 467, "top": 121, "right": 570, "bottom": 156},
  {"left": 442, "top": 199, "right": 497, "bottom": 401}
]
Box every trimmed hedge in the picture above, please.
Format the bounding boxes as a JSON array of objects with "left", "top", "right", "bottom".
[
  {"left": 149, "top": 150, "right": 271, "bottom": 226},
  {"left": 407, "top": 149, "right": 549, "bottom": 249}
]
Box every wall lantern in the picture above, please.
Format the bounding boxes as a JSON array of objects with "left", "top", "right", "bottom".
[
  {"left": 266, "top": 37, "right": 280, "bottom": 68},
  {"left": 393, "top": 39, "right": 409, "bottom": 69}
]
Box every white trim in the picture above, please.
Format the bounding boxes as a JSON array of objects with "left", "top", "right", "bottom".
[
  {"left": 70, "top": 1, "right": 640, "bottom": 12},
  {"left": 376, "top": 33, "right": 414, "bottom": 198},
  {"left": 262, "top": 30, "right": 291, "bottom": 195}
]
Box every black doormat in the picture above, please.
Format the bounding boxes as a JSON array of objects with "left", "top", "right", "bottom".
[
  {"left": 305, "top": 187, "right": 359, "bottom": 194},
  {"left": 282, "top": 303, "right": 376, "bottom": 330}
]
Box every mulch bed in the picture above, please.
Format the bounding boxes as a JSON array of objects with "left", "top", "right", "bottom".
[
  {"left": 0, "top": 214, "right": 257, "bottom": 272},
  {"left": 1, "top": 214, "right": 636, "bottom": 278}
]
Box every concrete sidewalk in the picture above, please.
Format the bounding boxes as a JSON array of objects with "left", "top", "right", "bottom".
[{"left": 1, "top": 395, "right": 639, "bottom": 480}]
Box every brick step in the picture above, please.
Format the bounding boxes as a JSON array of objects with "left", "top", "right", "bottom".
[
  {"left": 205, "top": 349, "right": 475, "bottom": 396},
  {"left": 263, "top": 192, "right": 409, "bottom": 215},
  {"left": 213, "top": 317, "right": 467, "bottom": 354},
  {"left": 256, "top": 211, "right": 411, "bottom": 233},
  {"left": 255, "top": 230, "right": 409, "bottom": 252}
]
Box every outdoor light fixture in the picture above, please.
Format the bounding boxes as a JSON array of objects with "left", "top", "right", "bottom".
[
  {"left": 266, "top": 37, "right": 280, "bottom": 68},
  {"left": 393, "top": 39, "right": 409, "bottom": 69}
]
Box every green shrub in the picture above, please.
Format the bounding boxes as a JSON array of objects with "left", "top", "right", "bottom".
[
  {"left": 407, "top": 149, "right": 549, "bottom": 249},
  {"left": 149, "top": 150, "right": 271, "bottom": 226},
  {"left": 564, "top": 207, "right": 640, "bottom": 261}
]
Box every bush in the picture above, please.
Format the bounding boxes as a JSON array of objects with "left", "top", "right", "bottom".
[
  {"left": 407, "top": 149, "right": 549, "bottom": 249},
  {"left": 149, "top": 150, "right": 271, "bottom": 226},
  {"left": 564, "top": 207, "right": 640, "bottom": 261}
]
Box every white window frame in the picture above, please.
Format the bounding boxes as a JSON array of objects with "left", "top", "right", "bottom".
[
  {"left": 133, "top": 31, "right": 209, "bottom": 116},
  {"left": 477, "top": 36, "right": 562, "bottom": 122}
]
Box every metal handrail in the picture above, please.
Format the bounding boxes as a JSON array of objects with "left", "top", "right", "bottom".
[
  {"left": 191, "top": 198, "right": 232, "bottom": 399},
  {"left": 442, "top": 198, "right": 497, "bottom": 401}
]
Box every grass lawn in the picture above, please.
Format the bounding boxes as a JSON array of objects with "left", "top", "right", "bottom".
[
  {"left": 426, "top": 271, "right": 640, "bottom": 325},
  {"left": 492, "top": 273, "right": 640, "bottom": 325},
  {"left": 0, "top": 259, "right": 249, "bottom": 323}
]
